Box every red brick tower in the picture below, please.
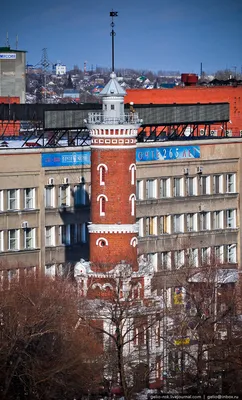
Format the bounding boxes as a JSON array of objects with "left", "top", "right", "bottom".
[{"left": 87, "top": 73, "right": 141, "bottom": 272}]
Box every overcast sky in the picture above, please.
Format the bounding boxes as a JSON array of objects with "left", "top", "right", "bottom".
[{"left": 0, "top": 0, "right": 241, "bottom": 74}]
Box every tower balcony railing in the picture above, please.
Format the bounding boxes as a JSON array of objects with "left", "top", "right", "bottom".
[{"left": 88, "top": 112, "right": 141, "bottom": 125}]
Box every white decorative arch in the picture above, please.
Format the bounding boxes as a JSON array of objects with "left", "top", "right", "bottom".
[
  {"left": 97, "top": 163, "right": 108, "bottom": 186},
  {"left": 130, "top": 237, "right": 138, "bottom": 247},
  {"left": 97, "top": 194, "right": 108, "bottom": 216},
  {"left": 103, "top": 283, "right": 113, "bottom": 290},
  {"left": 129, "top": 193, "right": 136, "bottom": 216},
  {"left": 96, "top": 237, "right": 108, "bottom": 247},
  {"left": 129, "top": 163, "right": 136, "bottom": 185},
  {"left": 91, "top": 283, "right": 102, "bottom": 290}
]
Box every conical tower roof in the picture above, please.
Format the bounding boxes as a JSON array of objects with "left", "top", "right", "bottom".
[{"left": 100, "top": 72, "right": 126, "bottom": 97}]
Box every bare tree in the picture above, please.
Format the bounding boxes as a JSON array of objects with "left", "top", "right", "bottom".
[
  {"left": 0, "top": 274, "right": 103, "bottom": 400},
  {"left": 158, "top": 261, "right": 241, "bottom": 394},
  {"left": 77, "top": 261, "right": 161, "bottom": 400}
]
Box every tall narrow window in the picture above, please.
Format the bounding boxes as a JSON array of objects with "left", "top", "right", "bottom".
[
  {"left": 24, "top": 228, "right": 35, "bottom": 249},
  {"left": 129, "top": 194, "right": 136, "bottom": 216},
  {"left": 160, "top": 251, "right": 171, "bottom": 270},
  {"left": 0, "top": 190, "right": 3, "bottom": 211},
  {"left": 213, "top": 210, "right": 223, "bottom": 229},
  {"left": 59, "top": 185, "right": 70, "bottom": 207},
  {"left": 160, "top": 178, "right": 170, "bottom": 198},
  {"left": 174, "top": 178, "right": 184, "bottom": 197},
  {"left": 186, "top": 177, "right": 197, "bottom": 196},
  {"left": 186, "top": 213, "right": 197, "bottom": 232},
  {"left": 146, "top": 179, "right": 156, "bottom": 199},
  {"left": 201, "top": 247, "right": 210, "bottom": 265},
  {"left": 200, "top": 212, "right": 211, "bottom": 231},
  {"left": 136, "top": 180, "right": 143, "bottom": 200},
  {"left": 226, "top": 209, "right": 236, "bottom": 228},
  {"left": 227, "top": 244, "right": 237, "bottom": 263},
  {"left": 45, "top": 187, "right": 55, "bottom": 208},
  {"left": 60, "top": 225, "right": 71, "bottom": 245},
  {"left": 74, "top": 184, "right": 86, "bottom": 206},
  {"left": 226, "top": 173, "right": 236, "bottom": 193},
  {"left": 187, "top": 248, "right": 198, "bottom": 267},
  {"left": 174, "top": 250, "right": 185, "bottom": 269},
  {"left": 129, "top": 164, "right": 136, "bottom": 185},
  {"left": 214, "top": 246, "right": 224, "bottom": 264},
  {"left": 7, "top": 189, "right": 19, "bottom": 210},
  {"left": 0, "top": 230, "right": 4, "bottom": 252},
  {"left": 24, "top": 188, "right": 35, "bottom": 209},
  {"left": 8, "top": 229, "right": 19, "bottom": 250},
  {"left": 97, "top": 195, "right": 108, "bottom": 216},
  {"left": 145, "top": 217, "right": 157, "bottom": 235},
  {"left": 200, "top": 176, "right": 210, "bottom": 195},
  {"left": 45, "top": 226, "right": 55, "bottom": 246},
  {"left": 97, "top": 164, "right": 108, "bottom": 186},
  {"left": 173, "top": 214, "right": 184, "bottom": 233},
  {"left": 213, "top": 175, "right": 223, "bottom": 194}
]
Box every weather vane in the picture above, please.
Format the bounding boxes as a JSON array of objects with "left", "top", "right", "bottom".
[{"left": 110, "top": 10, "right": 118, "bottom": 72}]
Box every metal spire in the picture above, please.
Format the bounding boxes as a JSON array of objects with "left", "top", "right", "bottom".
[{"left": 110, "top": 10, "right": 118, "bottom": 72}]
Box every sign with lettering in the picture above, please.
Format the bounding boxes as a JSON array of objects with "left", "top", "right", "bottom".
[
  {"left": 41, "top": 151, "right": 91, "bottom": 167},
  {"left": 136, "top": 145, "right": 200, "bottom": 162},
  {"left": 41, "top": 146, "right": 200, "bottom": 167},
  {"left": 0, "top": 53, "right": 16, "bottom": 59}
]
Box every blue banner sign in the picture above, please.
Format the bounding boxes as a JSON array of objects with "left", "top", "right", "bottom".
[
  {"left": 41, "top": 146, "right": 200, "bottom": 167},
  {"left": 0, "top": 53, "right": 16, "bottom": 59},
  {"left": 136, "top": 145, "right": 200, "bottom": 162},
  {"left": 42, "top": 151, "right": 91, "bottom": 167}
]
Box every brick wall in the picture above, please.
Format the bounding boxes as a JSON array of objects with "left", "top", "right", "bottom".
[{"left": 91, "top": 148, "right": 136, "bottom": 224}]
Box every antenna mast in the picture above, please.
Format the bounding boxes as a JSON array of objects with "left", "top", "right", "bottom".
[
  {"left": 110, "top": 10, "right": 118, "bottom": 72},
  {"left": 40, "top": 48, "right": 50, "bottom": 103},
  {"left": 6, "top": 32, "right": 9, "bottom": 47}
]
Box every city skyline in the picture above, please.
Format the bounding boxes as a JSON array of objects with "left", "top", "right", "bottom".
[{"left": 0, "top": 0, "right": 241, "bottom": 74}]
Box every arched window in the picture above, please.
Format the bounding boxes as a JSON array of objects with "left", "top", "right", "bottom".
[
  {"left": 129, "top": 194, "right": 136, "bottom": 216},
  {"left": 129, "top": 164, "right": 136, "bottom": 185},
  {"left": 97, "top": 194, "right": 108, "bottom": 216},
  {"left": 96, "top": 237, "right": 108, "bottom": 247},
  {"left": 132, "top": 282, "right": 142, "bottom": 299},
  {"left": 97, "top": 164, "right": 108, "bottom": 186},
  {"left": 130, "top": 237, "right": 138, "bottom": 247}
]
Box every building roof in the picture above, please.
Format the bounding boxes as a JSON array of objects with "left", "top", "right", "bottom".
[
  {"left": 100, "top": 72, "right": 126, "bottom": 97},
  {"left": 0, "top": 46, "right": 27, "bottom": 53}
]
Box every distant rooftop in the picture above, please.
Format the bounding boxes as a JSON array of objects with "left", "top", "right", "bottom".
[{"left": 0, "top": 46, "right": 27, "bottom": 53}]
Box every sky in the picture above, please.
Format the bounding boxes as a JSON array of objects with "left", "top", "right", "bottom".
[{"left": 0, "top": 0, "right": 241, "bottom": 74}]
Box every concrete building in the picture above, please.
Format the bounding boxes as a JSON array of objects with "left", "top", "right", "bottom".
[
  {"left": 0, "top": 46, "right": 26, "bottom": 103},
  {"left": 0, "top": 137, "right": 239, "bottom": 287},
  {"left": 54, "top": 63, "right": 67, "bottom": 76}
]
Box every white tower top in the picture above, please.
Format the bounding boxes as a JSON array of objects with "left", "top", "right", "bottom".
[{"left": 100, "top": 72, "right": 126, "bottom": 97}]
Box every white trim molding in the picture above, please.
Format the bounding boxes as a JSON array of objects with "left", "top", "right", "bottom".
[
  {"left": 88, "top": 223, "right": 139, "bottom": 234},
  {"left": 130, "top": 237, "right": 138, "bottom": 247},
  {"left": 91, "top": 145, "right": 137, "bottom": 150}
]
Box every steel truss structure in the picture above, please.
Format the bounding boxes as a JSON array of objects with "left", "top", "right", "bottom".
[{"left": 0, "top": 102, "right": 230, "bottom": 147}]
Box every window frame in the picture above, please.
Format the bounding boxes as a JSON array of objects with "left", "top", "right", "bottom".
[
  {"left": 24, "top": 228, "right": 36, "bottom": 249},
  {"left": 8, "top": 229, "right": 20, "bottom": 251},
  {"left": 7, "top": 189, "right": 19, "bottom": 210},
  {"left": 45, "top": 186, "right": 55, "bottom": 208},
  {"left": 24, "top": 188, "right": 35, "bottom": 209}
]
